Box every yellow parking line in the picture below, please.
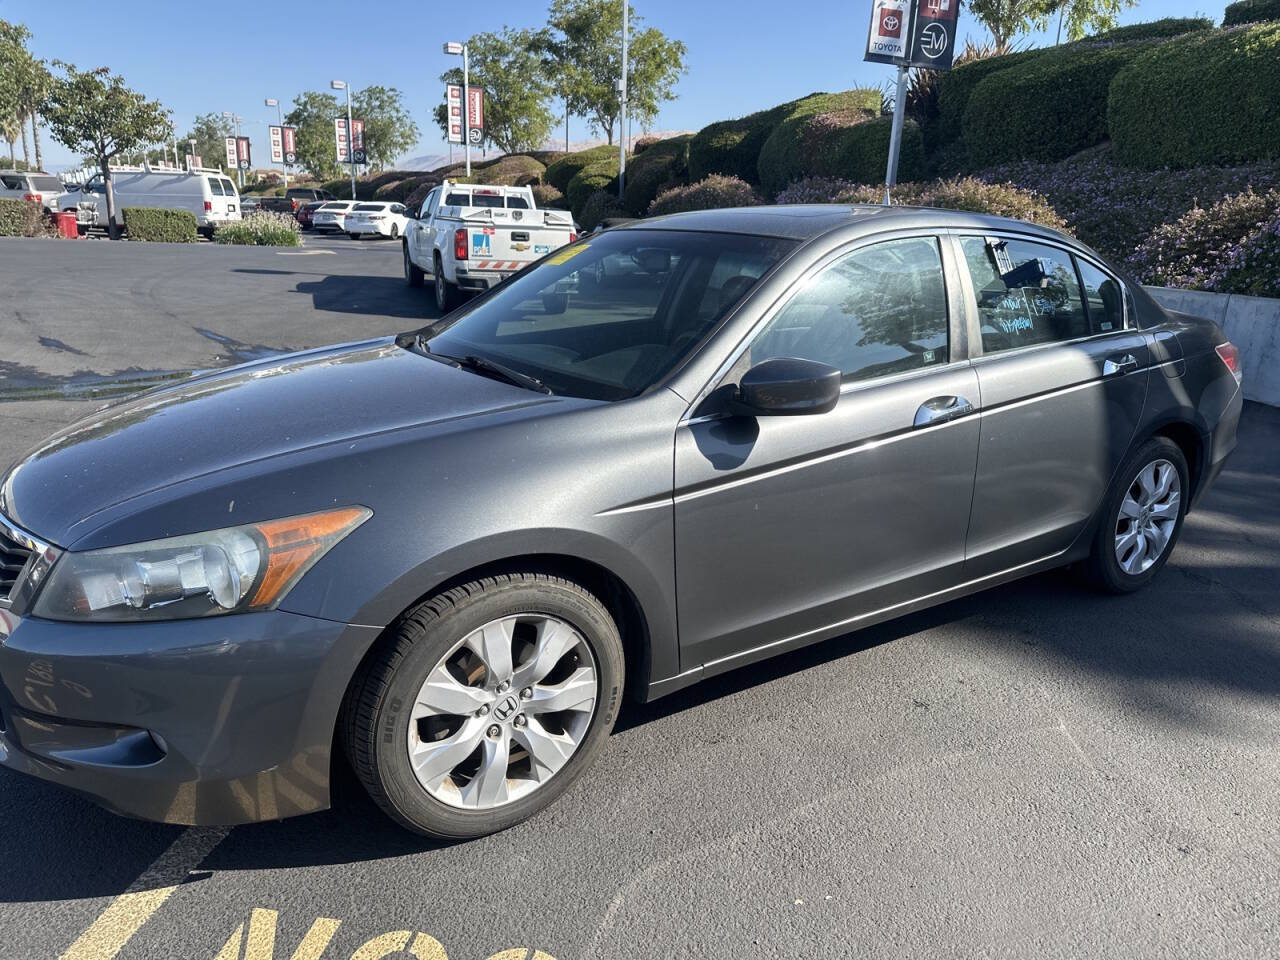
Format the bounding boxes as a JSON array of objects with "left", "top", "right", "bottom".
[{"left": 59, "top": 826, "right": 230, "bottom": 960}]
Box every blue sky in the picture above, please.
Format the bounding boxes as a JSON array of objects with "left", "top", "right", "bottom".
[{"left": 4, "top": 0, "right": 1209, "bottom": 171}]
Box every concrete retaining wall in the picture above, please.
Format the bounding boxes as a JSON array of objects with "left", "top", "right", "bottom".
[{"left": 1146, "top": 286, "right": 1280, "bottom": 408}]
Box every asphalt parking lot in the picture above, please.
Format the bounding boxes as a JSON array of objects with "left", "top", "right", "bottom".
[{"left": 2, "top": 236, "right": 1278, "bottom": 960}]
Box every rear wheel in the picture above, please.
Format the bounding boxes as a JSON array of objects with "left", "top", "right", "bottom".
[
  {"left": 342, "top": 572, "right": 624, "bottom": 838},
  {"left": 404, "top": 243, "right": 424, "bottom": 287},
  {"left": 390, "top": 224, "right": 400, "bottom": 240},
  {"left": 434, "top": 257, "right": 458, "bottom": 313},
  {"left": 1086, "top": 436, "right": 1188, "bottom": 593},
  {"left": 348, "top": 232, "right": 360, "bottom": 240}
]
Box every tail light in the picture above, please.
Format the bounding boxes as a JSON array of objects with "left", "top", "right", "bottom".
[
  {"left": 204, "top": 201, "right": 212, "bottom": 211},
  {"left": 23, "top": 192, "right": 39, "bottom": 203},
  {"left": 1215, "top": 341, "right": 1242, "bottom": 383},
  {"left": 454, "top": 228, "right": 468, "bottom": 260},
  {"left": 568, "top": 232, "right": 577, "bottom": 243},
  {"left": 291, "top": 198, "right": 298, "bottom": 211}
]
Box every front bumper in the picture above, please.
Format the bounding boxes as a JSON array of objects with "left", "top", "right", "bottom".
[{"left": 0, "top": 608, "right": 380, "bottom": 825}]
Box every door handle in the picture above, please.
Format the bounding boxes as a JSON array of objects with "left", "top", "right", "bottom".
[
  {"left": 1103, "top": 354, "right": 1140, "bottom": 376},
  {"left": 914, "top": 395, "right": 975, "bottom": 428}
]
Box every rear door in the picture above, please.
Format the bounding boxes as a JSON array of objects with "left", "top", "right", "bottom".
[
  {"left": 220, "top": 178, "right": 239, "bottom": 219},
  {"left": 954, "top": 233, "right": 1150, "bottom": 577}
]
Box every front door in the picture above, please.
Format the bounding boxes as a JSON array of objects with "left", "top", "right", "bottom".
[
  {"left": 953, "top": 234, "right": 1151, "bottom": 577},
  {"left": 674, "top": 235, "right": 981, "bottom": 669}
]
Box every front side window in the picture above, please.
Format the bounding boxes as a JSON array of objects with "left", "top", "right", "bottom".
[
  {"left": 749, "top": 237, "right": 949, "bottom": 382},
  {"left": 422, "top": 188, "right": 439, "bottom": 219},
  {"left": 424, "top": 229, "right": 796, "bottom": 400},
  {"left": 0, "top": 175, "right": 24, "bottom": 190},
  {"left": 960, "top": 236, "right": 1088, "bottom": 353},
  {"left": 1077, "top": 258, "right": 1124, "bottom": 333}
]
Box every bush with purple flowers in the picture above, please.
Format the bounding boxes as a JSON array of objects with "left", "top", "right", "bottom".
[{"left": 648, "top": 175, "right": 760, "bottom": 216}]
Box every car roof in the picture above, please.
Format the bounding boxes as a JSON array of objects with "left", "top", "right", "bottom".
[{"left": 627, "top": 204, "right": 1075, "bottom": 247}]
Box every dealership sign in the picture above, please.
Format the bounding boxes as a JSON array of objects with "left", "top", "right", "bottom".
[
  {"left": 334, "top": 118, "right": 366, "bottom": 164},
  {"left": 269, "top": 125, "right": 298, "bottom": 165},
  {"left": 446, "top": 84, "right": 485, "bottom": 145},
  {"left": 236, "top": 136, "right": 251, "bottom": 171},
  {"left": 223, "top": 137, "right": 237, "bottom": 170},
  {"left": 865, "top": 0, "right": 961, "bottom": 71},
  {"left": 446, "top": 85, "right": 464, "bottom": 144},
  {"left": 865, "top": 0, "right": 909, "bottom": 64}
]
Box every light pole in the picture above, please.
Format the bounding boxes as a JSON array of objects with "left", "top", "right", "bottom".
[
  {"left": 617, "top": 0, "right": 628, "bottom": 201},
  {"left": 331, "top": 80, "right": 357, "bottom": 200},
  {"left": 443, "top": 41, "right": 471, "bottom": 177},
  {"left": 265, "top": 97, "right": 288, "bottom": 190}
]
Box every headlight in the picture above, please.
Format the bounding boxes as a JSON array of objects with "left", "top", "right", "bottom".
[{"left": 31, "top": 506, "right": 371, "bottom": 622}]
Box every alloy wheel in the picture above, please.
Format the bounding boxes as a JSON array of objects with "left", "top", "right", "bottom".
[
  {"left": 406, "top": 614, "right": 598, "bottom": 810},
  {"left": 1114, "top": 458, "right": 1181, "bottom": 575}
]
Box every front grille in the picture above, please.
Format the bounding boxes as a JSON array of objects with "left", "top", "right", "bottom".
[{"left": 0, "top": 526, "right": 33, "bottom": 600}]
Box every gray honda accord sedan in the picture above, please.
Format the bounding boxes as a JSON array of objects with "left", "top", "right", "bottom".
[{"left": 0, "top": 206, "right": 1242, "bottom": 837}]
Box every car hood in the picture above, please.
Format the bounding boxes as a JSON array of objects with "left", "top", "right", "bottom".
[{"left": 0, "top": 338, "right": 558, "bottom": 547}]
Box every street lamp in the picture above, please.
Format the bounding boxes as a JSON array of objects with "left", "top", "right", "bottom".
[
  {"left": 443, "top": 41, "right": 471, "bottom": 177},
  {"left": 331, "top": 80, "right": 357, "bottom": 200},
  {"left": 265, "top": 97, "right": 288, "bottom": 190},
  {"left": 618, "top": 1, "right": 628, "bottom": 201}
]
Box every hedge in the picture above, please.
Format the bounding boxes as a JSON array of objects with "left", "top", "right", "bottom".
[
  {"left": 544, "top": 145, "right": 618, "bottom": 193},
  {"left": 934, "top": 48, "right": 1044, "bottom": 149},
  {"left": 578, "top": 189, "right": 627, "bottom": 231},
  {"left": 829, "top": 177, "right": 1068, "bottom": 232},
  {"left": 532, "top": 183, "right": 566, "bottom": 209},
  {"left": 1108, "top": 24, "right": 1280, "bottom": 168},
  {"left": 962, "top": 44, "right": 1149, "bottom": 168},
  {"left": 687, "top": 98, "right": 799, "bottom": 183},
  {"left": 648, "top": 175, "right": 759, "bottom": 217},
  {"left": 1091, "top": 17, "right": 1213, "bottom": 41},
  {"left": 213, "top": 211, "right": 301, "bottom": 245},
  {"left": 123, "top": 207, "right": 198, "bottom": 242},
  {"left": 0, "top": 198, "right": 48, "bottom": 237},
  {"left": 451, "top": 154, "right": 546, "bottom": 187},
  {"left": 566, "top": 158, "right": 618, "bottom": 219},
  {"left": 622, "top": 134, "right": 691, "bottom": 216},
  {"left": 756, "top": 89, "right": 883, "bottom": 194},
  {"left": 1224, "top": 0, "right": 1280, "bottom": 25}
]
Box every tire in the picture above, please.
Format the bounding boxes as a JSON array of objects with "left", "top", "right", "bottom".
[
  {"left": 1086, "top": 436, "right": 1189, "bottom": 593},
  {"left": 434, "top": 258, "right": 457, "bottom": 313},
  {"left": 404, "top": 243, "right": 425, "bottom": 288},
  {"left": 390, "top": 224, "right": 399, "bottom": 240},
  {"left": 342, "top": 572, "right": 625, "bottom": 839},
  {"left": 348, "top": 232, "right": 359, "bottom": 240}
]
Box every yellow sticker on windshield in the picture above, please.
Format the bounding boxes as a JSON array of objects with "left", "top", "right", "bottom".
[{"left": 546, "top": 243, "right": 588, "bottom": 265}]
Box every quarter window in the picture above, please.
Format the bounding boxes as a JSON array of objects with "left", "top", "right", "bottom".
[
  {"left": 207, "top": 178, "right": 224, "bottom": 196},
  {"left": 1076, "top": 258, "right": 1124, "bottom": 333},
  {"left": 960, "top": 236, "right": 1088, "bottom": 353},
  {"left": 750, "top": 237, "right": 950, "bottom": 382}
]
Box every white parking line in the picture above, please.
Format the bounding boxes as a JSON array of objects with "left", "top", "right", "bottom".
[
  {"left": 58, "top": 826, "right": 230, "bottom": 960},
  {"left": 277, "top": 250, "right": 335, "bottom": 256}
]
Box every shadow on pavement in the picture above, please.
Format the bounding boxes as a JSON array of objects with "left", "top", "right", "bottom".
[{"left": 293, "top": 275, "right": 440, "bottom": 322}]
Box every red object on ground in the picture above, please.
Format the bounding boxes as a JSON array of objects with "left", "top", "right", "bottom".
[{"left": 54, "top": 210, "right": 79, "bottom": 238}]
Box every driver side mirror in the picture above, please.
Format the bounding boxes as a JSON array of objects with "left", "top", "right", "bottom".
[{"left": 729, "top": 357, "right": 842, "bottom": 417}]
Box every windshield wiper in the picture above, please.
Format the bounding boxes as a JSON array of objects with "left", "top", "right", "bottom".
[{"left": 434, "top": 351, "right": 553, "bottom": 395}]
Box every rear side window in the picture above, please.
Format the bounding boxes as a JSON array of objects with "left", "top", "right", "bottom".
[
  {"left": 0, "top": 175, "right": 24, "bottom": 190},
  {"left": 207, "top": 177, "right": 224, "bottom": 196},
  {"left": 445, "top": 192, "right": 471, "bottom": 206},
  {"left": 31, "top": 176, "right": 63, "bottom": 191},
  {"left": 221, "top": 179, "right": 237, "bottom": 196},
  {"left": 960, "top": 237, "right": 1088, "bottom": 354},
  {"left": 1076, "top": 258, "right": 1124, "bottom": 333},
  {"left": 750, "top": 236, "right": 950, "bottom": 382}
]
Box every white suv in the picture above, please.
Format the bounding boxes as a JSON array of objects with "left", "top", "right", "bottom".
[{"left": 0, "top": 170, "right": 67, "bottom": 213}]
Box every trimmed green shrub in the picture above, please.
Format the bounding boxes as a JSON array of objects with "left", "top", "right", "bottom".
[
  {"left": 1091, "top": 17, "right": 1213, "bottom": 41},
  {"left": 0, "top": 198, "right": 50, "bottom": 237},
  {"left": 648, "top": 175, "right": 759, "bottom": 216},
  {"left": 756, "top": 89, "right": 883, "bottom": 194},
  {"left": 632, "top": 135, "right": 662, "bottom": 154},
  {"left": 1224, "top": 0, "right": 1280, "bottom": 25},
  {"left": 578, "top": 190, "right": 627, "bottom": 231},
  {"left": 213, "top": 211, "right": 302, "bottom": 246},
  {"left": 452, "top": 154, "right": 546, "bottom": 187},
  {"left": 1126, "top": 188, "right": 1280, "bottom": 289},
  {"left": 799, "top": 176, "right": 1068, "bottom": 231},
  {"left": 934, "top": 48, "right": 1044, "bottom": 149},
  {"left": 963, "top": 44, "right": 1149, "bottom": 167},
  {"left": 123, "top": 207, "right": 198, "bottom": 242},
  {"left": 687, "top": 99, "right": 799, "bottom": 183},
  {"left": 532, "top": 184, "right": 566, "bottom": 209},
  {"left": 760, "top": 114, "right": 925, "bottom": 195},
  {"left": 622, "top": 134, "right": 691, "bottom": 216},
  {"left": 544, "top": 145, "right": 618, "bottom": 193},
  {"left": 566, "top": 158, "right": 618, "bottom": 219},
  {"left": 1109, "top": 24, "right": 1280, "bottom": 169}
]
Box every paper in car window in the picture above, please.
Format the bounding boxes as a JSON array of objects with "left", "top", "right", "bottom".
[{"left": 547, "top": 244, "right": 588, "bottom": 265}]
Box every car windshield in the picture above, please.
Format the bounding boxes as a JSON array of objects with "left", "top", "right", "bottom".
[
  {"left": 320, "top": 202, "right": 350, "bottom": 210},
  {"left": 353, "top": 203, "right": 385, "bottom": 211},
  {"left": 421, "top": 229, "right": 796, "bottom": 401}
]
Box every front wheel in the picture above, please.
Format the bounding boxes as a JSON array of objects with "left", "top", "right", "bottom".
[
  {"left": 1086, "top": 436, "right": 1189, "bottom": 593},
  {"left": 342, "top": 572, "right": 625, "bottom": 838},
  {"left": 404, "top": 244, "right": 424, "bottom": 287}
]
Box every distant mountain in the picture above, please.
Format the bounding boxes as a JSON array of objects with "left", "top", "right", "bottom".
[{"left": 396, "top": 154, "right": 450, "bottom": 172}]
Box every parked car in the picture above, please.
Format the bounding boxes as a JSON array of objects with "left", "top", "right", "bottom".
[
  {"left": 60, "top": 164, "right": 240, "bottom": 236},
  {"left": 240, "top": 196, "right": 262, "bottom": 215},
  {"left": 311, "top": 200, "right": 355, "bottom": 233},
  {"left": 295, "top": 200, "right": 325, "bottom": 231},
  {"left": 0, "top": 170, "right": 67, "bottom": 213},
  {"left": 0, "top": 206, "right": 1242, "bottom": 840},
  {"left": 345, "top": 201, "right": 410, "bottom": 240},
  {"left": 404, "top": 180, "right": 576, "bottom": 312},
  {"left": 261, "top": 187, "right": 338, "bottom": 216}
]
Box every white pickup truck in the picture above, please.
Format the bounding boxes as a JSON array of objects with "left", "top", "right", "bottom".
[{"left": 402, "top": 181, "right": 577, "bottom": 312}]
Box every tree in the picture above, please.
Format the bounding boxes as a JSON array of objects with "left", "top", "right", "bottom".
[
  {"left": 284, "top": 90, "right": 342, "bottom": 181},
  {"left": 42, "top": 63, "right": 171, "bottom": 238},
  {"left": 546, "top": 0, "right": 687, "bottom": 145},
  {"left": 434, "top": 29, "right": 555, "bottom": 155},
  {"left": 16, "top": 54, "right": 50, "bottom": 170},
  {"left": 0, "top": 19, "right": 31, "bottom": 165},
  {"left": 965, "top": 0, "right": 1054, "bottom": 52},
  {"left": 351, "top": 85, "right": 419, "bottom": 169},
  {"left": 1050, "top": 0, "right": 1137, "bottom": 42},
  {"left": 182, "top": 112, "right": 235, "bottom": 172}
]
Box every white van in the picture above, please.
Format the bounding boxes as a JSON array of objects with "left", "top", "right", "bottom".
[
  {"left": 61, "top": 163, "right": 242, "bottom": 235},
  {"left": 0, "top": 170, "right": 67, "bottom": 213}
]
